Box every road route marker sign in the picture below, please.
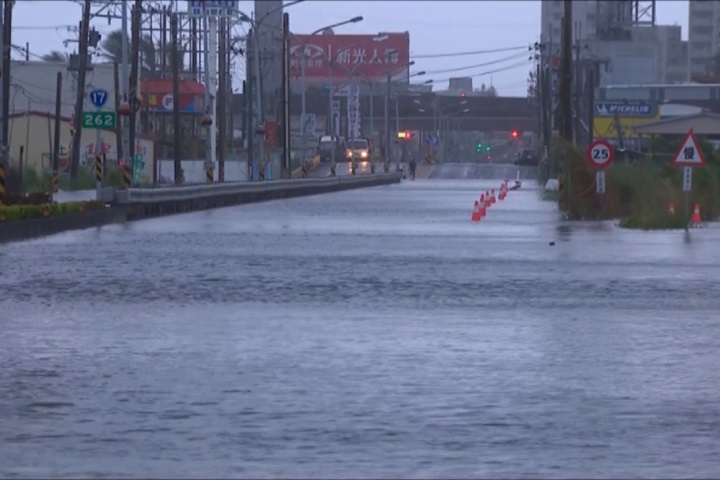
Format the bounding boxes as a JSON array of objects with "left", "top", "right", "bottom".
[
  {"left": 672, "top": 129, "right": 706, "bottom": 167},
  {"left": 89, "top": 89, "right": 109, "bottom": 109},
  {"left": 587, "top": 139, "right": 614, "bottom": 169}
]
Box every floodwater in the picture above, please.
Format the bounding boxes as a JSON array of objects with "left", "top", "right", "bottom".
[{"left": 2, "top": 180, "right": 720, "bottom": 478}]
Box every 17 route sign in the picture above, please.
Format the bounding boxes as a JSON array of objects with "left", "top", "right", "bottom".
[
  {"left": 587, "top": 139, "right": 615, "bottom": 169},
  {"left": 672, "top": 129, "right": 706, "bottom": 167},
  {"left": 89, "top": 89, "right": 109, "bottom": 109}
]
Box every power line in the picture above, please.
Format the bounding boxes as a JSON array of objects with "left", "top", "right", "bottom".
[
  {"left": 411, "top": 46, "right": 527, "bottom": 59},
  {"left": 422, "top": 52, "right": 528, "bottom": 75},
  {"left": 427, "top": 59, "right": 531, "bottom": 85}
]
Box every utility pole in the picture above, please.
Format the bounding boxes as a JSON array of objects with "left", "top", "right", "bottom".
[
  {"left": 217, "top": 15, "right": 226, "bottom": 182},
  {"left": 128, "top": 0, "right": 141, "bottom": 185},
  {"left": 207, "top": 13, "right": 218, "bottom": 183},
  {"left": 384, "top": 52, "right": 392, "bottom": 170},
  {"left": 252, "top": 20, "right": 264, "bottom": 182},
  {"left": 120, "top": 0, "right": 130, "bottom": 174},
  {"left": 69, "top": 0, "right": 90, "bottom": 180},
  {"left": 171, "top": 12, "right": 182, "bottom": 185},
  {"left": 246, "top": 31, "right": 254, "bottom": 181},
  {"left": 281, "top": 12, "right": 290, "bottom": 178},
  {"left": 52, "top": 72, "right": 63, "bottom": 195},
  {"left": 0, "top": 0, "right": 9, "bottom": 196},
  {"left": 560, "top": 0, "right": 573, "bottom": 143}
]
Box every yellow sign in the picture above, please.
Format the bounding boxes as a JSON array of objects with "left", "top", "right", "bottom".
[{"left": 593, "top": 113, "right": 660, "bottom": 140}]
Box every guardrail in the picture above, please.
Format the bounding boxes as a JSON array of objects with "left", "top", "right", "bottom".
[{"left": 113, "top": 173, "right": 401, "bottom": 206}]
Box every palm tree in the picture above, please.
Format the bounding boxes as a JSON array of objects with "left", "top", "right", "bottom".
[
  {"left": 100, "top": 29, "right": 183, "bottom": 75},
  {"left": 42, "top": 51, "right": 67, "bottom": 62}
]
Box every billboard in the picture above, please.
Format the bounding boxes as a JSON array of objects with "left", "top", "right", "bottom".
[
  {"left": 140, "top": 79, "right": 205, "bottom": 113},
  {"left": 593, "top": 102, "right": 660, "bottom": 140},
  {"left": 289, "top": 33, "right": 410, "bottom": 82}
]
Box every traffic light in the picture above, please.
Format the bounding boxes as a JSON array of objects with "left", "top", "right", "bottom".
[
  {"left": 476, "top": 142, "right": 483, "bottom": 152},
  {"left": 396, "top": 131, "right": 412, "bottom": 140},
  {"left": 511, "top": 130, "right": 519, "bottom": 138},
  {"left": 460, "top": 92, "right": 466, "bottom": 98},
  {"left": 486, "top": 145, "right": 491, "bottom": 152}
]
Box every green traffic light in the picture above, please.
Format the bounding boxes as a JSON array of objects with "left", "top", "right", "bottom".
[{"left": 486, "top": 146, "right": 491, "bottom": 152}]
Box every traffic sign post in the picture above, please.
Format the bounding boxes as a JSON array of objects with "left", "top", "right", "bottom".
[
  {"left": 587, "top": 139, "right": 615, "bottom": 170},
  {"left": 587, "top": 139, "right": 615, "bottom": 218},
  {"left": 672, "top": 129, "right": 706, "bottom": 226},
  {"left": 88, "top": 89, "right": 110, "bottom": 199}
]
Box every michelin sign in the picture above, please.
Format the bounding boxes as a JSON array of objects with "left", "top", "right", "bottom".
[{"left": 594, "top": 102, "right": 655, "bottom": 118}]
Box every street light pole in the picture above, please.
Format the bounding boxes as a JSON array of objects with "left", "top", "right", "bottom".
[{"left": 298, "top": 17, "right": 363, "bottom": 151}]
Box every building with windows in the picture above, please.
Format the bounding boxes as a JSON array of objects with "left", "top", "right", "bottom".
[{"left": 688, "top": 0, "right": 720, "bottom": 77}]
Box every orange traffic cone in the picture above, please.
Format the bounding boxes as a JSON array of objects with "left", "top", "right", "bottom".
[
  {"left": 692, "top": 204, "right": 702, "bottom": 226},
  {"left": 479, "top": 195, "right": 486, "bottom": 217},
  {"left": 668, "top": 203, "right": 675, "bottom": 215},
  {"left": 490, "top": 189, "right": 496, "bottom": 204},
  {"left": 484, "top": 191, "right": 491, "bottom": 208},
  {"left": 471, "top": 201, "right": 481, "bottom": 222}
]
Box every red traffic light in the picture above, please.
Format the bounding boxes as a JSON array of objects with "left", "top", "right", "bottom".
[
  {"left": 396, "top": 131, "right": 412, "bottom": 139},
  {"left": 460, "top": 92, "right": 466, "bottom": 98},
  {"left": 511, "top": 130, "right": 519, "bottom": 138}
]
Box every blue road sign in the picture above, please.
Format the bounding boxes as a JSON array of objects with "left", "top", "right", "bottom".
[
  {"left": 89, "top": 89, "right": 109, "bottom": 109},
  {"left": 424, "top": 134, "right": 438, "bottom": 147}
]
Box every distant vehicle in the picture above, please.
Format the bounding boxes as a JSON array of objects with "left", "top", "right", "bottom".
[
  {"left": 346, "top": 138, "right": 371, "bottom": 161},
  {"left": 318, "top": 135, "right": 345, "bottom": 163},
  {"left": 514, "top": 149, "right": 539, "bottom": 166}
]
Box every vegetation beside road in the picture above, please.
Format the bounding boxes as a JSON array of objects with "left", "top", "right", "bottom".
[
  {"left": 546, "top": 137, "right": 720, "bottom": 230},
  {"left": 20, "top": 167, "right": 125, "bottom": 192},
  {"left": 0, "top": 200, "right": 106, "bottom": 222}
]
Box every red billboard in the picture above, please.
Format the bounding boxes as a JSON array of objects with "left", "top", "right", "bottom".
[{"left": 289, "top": 33, "right": 410, "bottom": 82}]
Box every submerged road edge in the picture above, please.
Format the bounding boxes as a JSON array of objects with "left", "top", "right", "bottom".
[
  {"left": 0, "top": 207, "right": 127, "bottom": 244},
  {"left": 120, "top": 173, "right": 403, "bottom": 221},
  {"left": 0, "top": 174, "right": 402, "bottom": 243}
]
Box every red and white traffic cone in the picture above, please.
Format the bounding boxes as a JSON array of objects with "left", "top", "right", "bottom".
[{"left": 471, "top": 200, "right": 481, "bottom": 222}]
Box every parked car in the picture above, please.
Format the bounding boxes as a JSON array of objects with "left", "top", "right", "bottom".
[{"left": 514, "top": 149, "right": 539, "bottom": 166}]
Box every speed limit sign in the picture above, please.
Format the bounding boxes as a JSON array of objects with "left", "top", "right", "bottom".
[{"left": 587, "top": 139, "right": 615, "bottom": 169}]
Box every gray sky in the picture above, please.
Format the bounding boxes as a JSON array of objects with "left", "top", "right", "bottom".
[{"left": 11, "top": 0, "right": 689, "bottom": 97}]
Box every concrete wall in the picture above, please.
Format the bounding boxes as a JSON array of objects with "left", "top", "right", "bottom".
[{"left": 7, "top": 112, "right": 154, "bottom": 183}]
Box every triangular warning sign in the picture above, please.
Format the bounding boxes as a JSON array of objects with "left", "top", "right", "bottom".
[{"left": 672, "top": 129, "right": 706, "bottom": 166}]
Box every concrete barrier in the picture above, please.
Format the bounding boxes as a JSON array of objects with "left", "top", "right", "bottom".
[
  {"left": 291, "top": 155, "right": 321, "bottom": 179},
  {"left": 113, "top": 173, "right": 402, "bottom": 221},
  {"left": 0, "top": 207, "right": 126, "bottom": 244}
]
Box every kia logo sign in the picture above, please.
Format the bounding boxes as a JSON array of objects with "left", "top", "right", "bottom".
[{"left": 290, "top": 44, "right": 324, "bottom": 58}]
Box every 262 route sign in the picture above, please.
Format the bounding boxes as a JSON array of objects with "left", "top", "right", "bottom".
[
  {"left": 587, "top": 139, "right": 615, "bottom": 169},
  {"left": 82, "top": 111, "right": 116, "bottom": 129}
]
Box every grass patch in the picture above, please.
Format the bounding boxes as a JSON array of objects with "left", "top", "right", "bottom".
[
  {"left": 551, "top": 137, "right": 720, "bottom": 230},
  {"left": 21, "top": 166, "right": 125, "bottom": 192},
  {"left": 0, "top": 200, "right": 106, "bottom": 222}
]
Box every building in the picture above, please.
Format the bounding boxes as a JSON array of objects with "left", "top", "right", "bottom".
[
  {"left": 7, "top": 111, "right": 154, "bottom": 184},
  {"left": 254, "top": 0, "right": 284, "bottom": 121},
  {"left": 540, "top": 1, "right": 686, "bottom": 86},
  {"left": 9, "top": 60, "right": 206, "bottom": 159},
  {"left": 688, "top": 0, "right": 720, "bottom": 77},
  {"left": 590, "top": 25, "right": 688, "bottom": 85},
  {"left": 540, "top": 0, "right": 596, "bottom": 48}
]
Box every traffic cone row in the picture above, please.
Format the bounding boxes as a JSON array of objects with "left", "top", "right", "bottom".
[{"left": 471, "top": 181, "right": 512, "bottom": 222}]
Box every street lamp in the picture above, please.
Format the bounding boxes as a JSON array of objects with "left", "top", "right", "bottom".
[
  {"left": 238, "top": 0, "right": 304, "bottom": 181},
  {"left": 328, "top": 34, "right": 389, "bottom": 145},
  {"left": 298, "top": 16, "right": 364, "bottom": 147}
]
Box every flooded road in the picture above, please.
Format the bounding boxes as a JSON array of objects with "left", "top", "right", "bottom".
[{"left": 2, "top": 180, "right": 720, "bottom": 478}]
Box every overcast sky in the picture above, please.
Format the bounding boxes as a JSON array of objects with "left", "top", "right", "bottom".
[{"left": 10, "top": 0, "right": 689, "bottom": 97}]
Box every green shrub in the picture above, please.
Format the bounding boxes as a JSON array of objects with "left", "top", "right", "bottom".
[
  {"left": 0, "top": 200, "right": 105, "bottom": 222},
  {"left": 552, "top": 139, "right": 720, "bottom": 229}
]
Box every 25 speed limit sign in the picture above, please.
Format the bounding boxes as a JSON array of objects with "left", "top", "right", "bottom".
[{"left": 587, "top": 139, "right": 615, "bottom": 169}]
